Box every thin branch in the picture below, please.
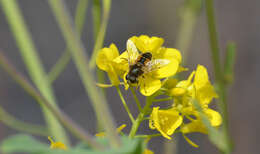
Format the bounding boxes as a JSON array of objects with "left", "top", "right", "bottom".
[
  {"left": 47, "top": 0, "right": 120, "bottom": 147},
  {"left": 0, "top": 51, "right": 103, "bottom": 150},
  {"left": 0, "top": 106, "right": 49, "bottom": 136},
  {"left": 130, "top": 87, "right": 142, "bottom": 112},
  {"left": 48, "top": 0, "right": 89, "bottom": 83},
  {"left": 116, "top": 86, "right": 135, "bottom": 123},
  {"left": 0, "top": 0, "right": 69, "bottom": 144}
]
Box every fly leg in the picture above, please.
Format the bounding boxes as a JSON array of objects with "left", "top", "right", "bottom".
[{"left": 141, "top": 75, "right": 147, "bottom": 93}]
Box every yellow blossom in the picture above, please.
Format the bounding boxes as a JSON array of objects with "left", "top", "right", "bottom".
[
  {"left": 95, "top": 35, "right": 183, "bottom": 96},
  {"left": 180, "top": 120, "right": 207, "bottom": 134},
  {"left": 96, "top": 43, "right": 122, "bottom": 86},
  {"left": 120, "top": 35, "right": 182, "bottom": 96},
  {"left": 180, "top": 108, "right": 222, "bottom": 135},
  {"left": 48, "top": 136, "right": 67, "bottom": 150},
  {"left": 169, "top": 65, "right": 219, "bottom": 109},
  {"left": 143, "top": 149, "right": 154, "bottom": 154},
  {"left": 149, "top": 107, "right": 183, "bottom": 139},
  {"left": 152, "top": 65, "right": 222, "bottom": 145}
]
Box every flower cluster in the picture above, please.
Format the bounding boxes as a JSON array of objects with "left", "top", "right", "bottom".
[
  {"left": 96, "top": 35, "right": 182, "bottom": 96},
  {"left": 96, "top": 35, "right": 222, "bottom": 147},
  {"left": 149, "top": 65, "right": 222, "bottom": 146}
]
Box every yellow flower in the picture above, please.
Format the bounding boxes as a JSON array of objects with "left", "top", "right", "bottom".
[
  {"left": 169, "top": 65, "right": 219, "bottom": 108},
  {"left": 181, "top": 108, "right": 222, "bottom": 132},
  {"left": 95, "top": 124, "right": 127, "bottom": 137},
  {"left": 131, "top": 35, "right": 164, "bottom": 53},
  {"left": 180, "top": 120, "right": 207, "bottom": 134},
  {"left": 149, "top": 107, "right": 183, "bottom": 139},
  {"left": 157, "top": 65, "right": 222, "bottom": 144},
  {"left": 95, "top": 35, "right": 183, "bottom": 96},
  {"left": 48, "top": 136, "right": 67, "bottom": 150},
  {"left": 96, "top": 43, "right": 122, "bottom": 86},
  {"left": 121, "top": 35, "right": 182, "bottom": 96},
  {"left": 143, "top": 149, "right": 154, "bottom": 154}
]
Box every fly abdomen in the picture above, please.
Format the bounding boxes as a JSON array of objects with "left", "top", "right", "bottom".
[
  {"left": 137, "top": 52, "right": 152, "bottom": 65},
  {"left": 130, "top": 64, "right": 144, "bottom": 76}
]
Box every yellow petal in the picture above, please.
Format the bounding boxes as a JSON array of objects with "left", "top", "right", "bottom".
[
  {"left": 143, "top": 149, "right": 154, "bottom": 154},
  {"left": 48, "top": 137, "right": 68, "bottom": 150},
  {"left": 130, "top": 35, "right": 164, "bottom": 53},
  {"left": 169, "top": 87, "right": 187, "bottom": 96},
  {"left": 153, "top": 48, "right": 182, "bottom": 78},
  {"left": 113, "top": 51, "right": 129, "bottom": 77},
  {"left": 116, "top": 124, "right": 127, "bottom": 133},
  {"left": 95, "top": 132, "right": 106, "bottom": 137},
  {"left": 162, "top": 78, "right": 178, "bottom": 89},
  {"left": 150, "top": 107, "right": 183, "bottom": 140},
  {"left": 196, "top": 82, "right": 218, "bottom": 105},
  {"left": 204, "top": 108, "right": 222, "bottom": 127},
  {"left": 140, "top": 76, "right": 161, "bottom": 96},
  {"left": 107, "top": 65, "right": 120, "bottom": 86},
  {"left": 153, "top": 58, "right": 179, "bottom": 78},
  {"left": 96, "top": 43, "right": 119, "bottom": 71},
  {"left": 154, "top": 48, "right": 182, "bottom": 63},
  {"left": 180, "top": 120, "right": 207, "bottom": 134},
  {"left": 194, "top": 65, "right": 209, "bottom": 89}
]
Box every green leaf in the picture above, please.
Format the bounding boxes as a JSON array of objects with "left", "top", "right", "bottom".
[
  {"left": 76, "top": 136, "right": 145, "bottom": 154},
  {"left": 1, "top": 134, "right": 48, "bottom": 153},
  {"left": 0, "top": 134, "right": 91, "bottom": 154},
  {"left": 1, "top": 134, "right": 145, "bottom": 154}
]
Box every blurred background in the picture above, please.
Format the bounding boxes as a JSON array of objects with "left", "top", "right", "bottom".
[{"left": 0, "top": 0, "right": 259, "bottom": 154}]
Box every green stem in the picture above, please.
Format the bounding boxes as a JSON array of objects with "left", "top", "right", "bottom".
[
  {"left": 129, "top": 96, "right": 153, "bottom": 138},
  {"left": 48, "top": 50, "right": 71, "bottom": 82},
  {"left": 130, "top": 87, "right": 142, "bottom": 112},
  {"left": 89, "top": 0, "right": 111, "bottom": 69},
  {"left": 92, "top": 0, "right": 106, "bottom": 132},
  {"left": 47, "top": 0, "right": 120, "bottom": 148},
  {"left": 116, "top": 86, "right": 135, "bottom": 123},
  {"left": 92, "top": 0, "right": 106, "bottom": 98},
  {"left": 0, "top": 106, "right": 49, "bottom": 136},
  {"left": 223, "top": 42, "right": 236, "bottom": 84},
  {"left": 175, "top": 0, "right": 202, "bottom": 64},
  {"left": 205, "top": 0, "right": 222, "bottom": 82},
  {"left": 92, "top": 0, "right": 101, "bottom": 40},
  {"left": 153, "top": 97, "right": 172, "bottom": 102},
  {"left": 0, "top": 51, "right": 103, "bottom": 150},
  {"left": 48, "top": 0, "right": 89, "bottom": 83},
  {"left": 205, "top": 0, "right": 232, "bottom": 153},
  {"left": 0, "top": 0, "right": 69, "bottom": 145}
]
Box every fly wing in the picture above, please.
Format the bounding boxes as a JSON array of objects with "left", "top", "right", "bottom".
[
  {"left": 143, "top": 59, "right": 170, "bottom": 73},
  {"left": 127, "top": 40, "right": 139, "bottom": 65}
]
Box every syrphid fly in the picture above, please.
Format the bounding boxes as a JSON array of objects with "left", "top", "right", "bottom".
[{"left": 125, "top": 40, "right": 170, "bottom": 84}]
